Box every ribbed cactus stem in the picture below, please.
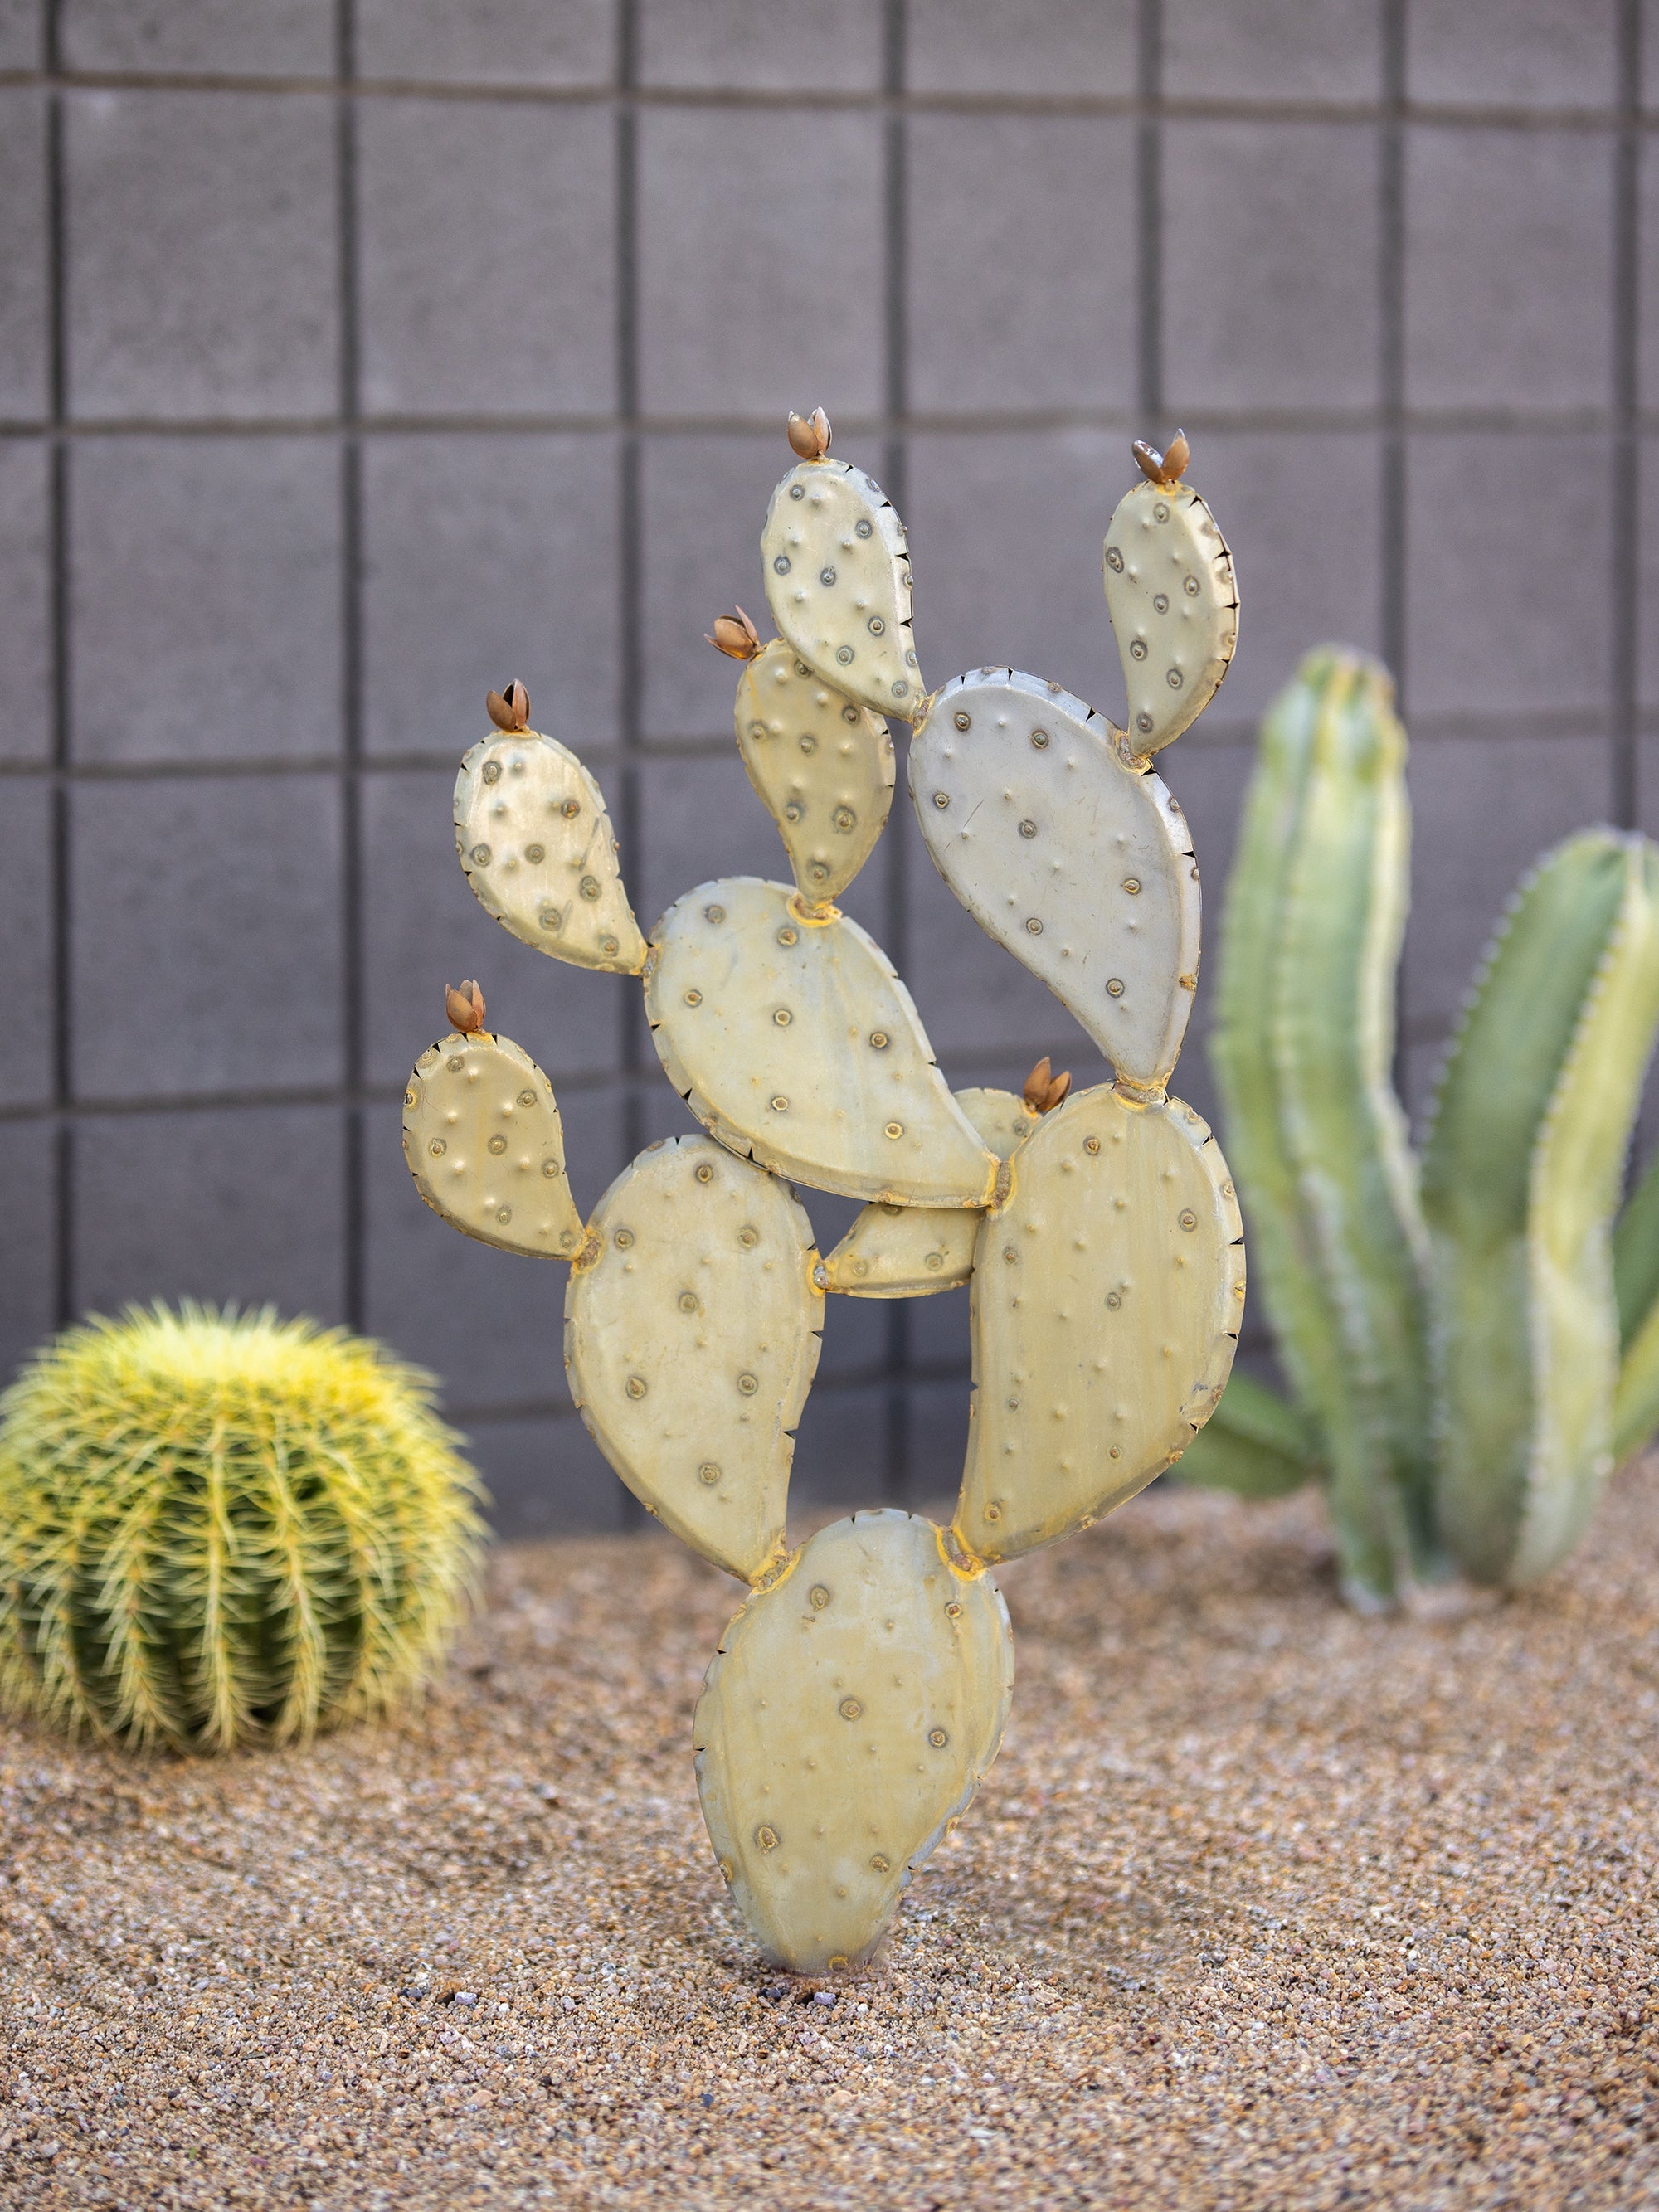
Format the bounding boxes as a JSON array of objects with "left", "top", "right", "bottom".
[
  {"left": 1423, "top": 833, "right": 1659, "bottom": 1586},
  {"left": 1211, "top": 649, "right": 1434, "bottom": 1602}
]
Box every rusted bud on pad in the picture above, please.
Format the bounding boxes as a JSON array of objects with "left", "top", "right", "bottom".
[
  {"left": 706, "top": 605, "right": 763, "bottom": 660},
  {"left": 486, "top": 680, "right": 530, "bottom": 732},
  {"left": 445, "top": 978, "right": 486, "bottom": 1033},
  {"left": 786, "top": 406, "right": 833, "bottom": 461},
  {"left": 1022, "top": 1056, "right": 1072, "bottom": 1115},
  {"left": 1131, "top": 430, "right": 1190, "bottom": 489}
]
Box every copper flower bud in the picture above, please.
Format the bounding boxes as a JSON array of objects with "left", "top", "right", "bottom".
[
  {"left": 706, "top": 606, "right": 763, "bottom": 660},
  {"left": 486, "top": 681, "right": 530, "bottom": 732},
  {"left": 786, "top": 407, "right": 833, "bottom": 461},
  {"left": 445, "top": 979, "right": 486, "bottom": 1034}
]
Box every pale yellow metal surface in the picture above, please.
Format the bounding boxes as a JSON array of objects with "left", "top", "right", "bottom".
[
  {"left": 403, "top": 1029, "right": 585, "bottom": 1260},
  {"left": 644, "top": 877, "right": 997, "bottom": 1208},
  {"left": 823, "top": 1087, "right": 1039, "bottom": 1297},
  {"left": 956, "top": 1082, "right": 1244, "bottom": 1564},
  {"left": 565, "top": 1135, "right": 822, "bottom": 1583},
  {"left": 761, "top": 460, "right": 923, "bottom": 719},
  {"left": 910, "top": 671, "right": 1201, "bottom": 1090},
  {"left": 694, "top": 1510, "right": 1013, "bottom": 1972},
  {"left": 734, "top": 640, "right": 896, "bottom": 905},
  {"left": 1102, "top": 479, "right": 1237, "bottom": 757},
  {"left": 455, "top": 728, "right": 648, "bottom": 975}
]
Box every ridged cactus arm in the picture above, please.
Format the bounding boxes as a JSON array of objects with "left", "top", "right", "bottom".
[
  {"left": 1270, "top": 654, "right": 1437, "bottom": 1598},
  {"left": 643, "top": 876, "right": 997, "bottom": 1207},
  {"left": 1102, "top": 432, "right": 1238, "bottom": 758},
  {"left": 909, "top": 668, "right": 1200, "bottom": 1090},
  {"left": 1423, "top": 833, "right": 1659, "bottom": 1587},
  {"left": 1175, "top": 1369, "right": 1322, "bottom": 1498},
  {"left": 455, "top": 683, "right": 648, "bottom": 975},
  {"left": 402, "top": 985, "right": 586, "bottom": 1261},
  {"left": 711, "top": 617, "right": 897, "bottom": 910},
  {"left": 1613, "top": 1146, "right": 1659, "bottom": 1345},
  {"left": 564, "top": 1135, "right": 823, "bottom": 1584},
  {"left": 1613, "top": 1149, "right": 1659, "bottom": 1461},
  {"left": 760, "top": 408, "right": 923, "bottom": 720}
]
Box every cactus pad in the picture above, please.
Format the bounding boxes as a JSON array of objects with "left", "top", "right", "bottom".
[
  {"left": 403, "top": 1029, "right": 585, "bottom": 1260},
  {"left": 694, "top": 1509, "right": 1013, "bottom": 1971},
  {"left": 911, "top": 671, "right": 1200, "bottom": 1089},
  {"left": 565, "top": 1135, "right": 822, "bottom": 1582},
  {"left": 956, "top": 1083, "right": 1243, "bottom": 1563},
  {"left": 824, "top": 1087, "right": 1038, "bottom": 1297},
  {"left": 1103, "top": 478, "right": 1237, "bottom": 756},
  {"left": 645, "top": 877, "right": 997, "bottom": 1208},
  {"left": 455, "top": 728, "right": 647, "bottom": 975},
  {"left": 761, "top": 461, "right": 922, "bottom": 719},
  {"left": 734, "top": 640, "right": 896, "bottom": 906}
]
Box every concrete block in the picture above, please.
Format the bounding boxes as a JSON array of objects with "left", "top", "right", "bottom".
[
  {"left": 1176, "top": 430, "right": 1383, "bottom": 726},
  {"left": 70, "top": 774, "right": 343, "bottom": 1098},
  {"left": 1405, "top": 125, "right": 1613, "bottom": 411},
  {"left": 469, "top": 1413, "right": 626, "bottom": 1538},
  {"left": 1164, "top": 119, "right": 1380, "bottom": 413},
  {"left": 362, "top": 432, "right": 620, "bottom": 760},
  {"left": 639, "top": 0, "right": 883, "bottom": 89},
  {"left": 909, "top": 114, "right": 1136, "bottom": 413},
  {"left": 1403, "top": 732, "right": 1613, "bottom": 1030},
  {"left": 0, "top": 439, "right": 51, "bottom": 763},
  {"left": 355, "top": 0, "right": 615, "bottom": 88},
  {"left": 65, "top": 88, "right": 338, "bottom": 421},
  {"left": 900, "top": 1377, "right": 971, "bottom": 1509},
  {"left": 73, "top": 1103, "right": 347, "bottom": 1322},
  {"left": 1165, "top": 0, "right": 1380, "bottom": 100},
  {"left": 789, "top": 1380, "right": 891, "bottom": 1512},
  {"left": 60, "top": 0, "right": 334, "bottom": 75},
  {"left": 906, "top": 427, "right": 1124, "bottom": 717},
  {"left": 0, "top": 1, "right": 41, "bottom": 69},
  {"left": 1406, "top": 0, "right": 1618, "bottom": 107},
  {"left": 1642, "top": 437, "right": 1659, "bottom": 712},
  {"left": 906, "top": 0, "right": 1134, "bottom": 95},
  {"left": 71, "top": 436, "right": 342, "bottom": 765},
  {"left": 638, "top": 107, "right": 883, "bottom": 416},
  {"left": 0, "top": 775, "right": 52, "bottom": 1108},
  {"left": 361, "top": 766, "right": 625, "bottom": 1091},
  {"left": 0, "top": 1120, "right": 56, "bottom": 1386},
  {"left": 0, "top": 90, "right": 48, "bottom": 419},
  {"left": 357, "top": 97, "right": 615, "bottom": 416},
  {"left": 639, "top": 431, "right": 782, "bottom": 742},
  {"left": 1405, "top": 432, "right": 1610, "bottom": 718},
  {"left": 1642, "top": 142, "right": 1659, "bottom": 412}
]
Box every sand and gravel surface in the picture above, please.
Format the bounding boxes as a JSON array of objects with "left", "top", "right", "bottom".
[{"left": 2, "top": 1464, "right": 1657, "bottom": 2212}]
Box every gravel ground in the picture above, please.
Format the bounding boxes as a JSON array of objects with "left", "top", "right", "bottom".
[{"left": 2, "top": 1462, "right": 1657, "bottom": 2212}]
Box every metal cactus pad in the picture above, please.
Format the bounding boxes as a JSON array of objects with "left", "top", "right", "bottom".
[{"left": 403, "top": 414, "right": 1244, "bottom": 1972}]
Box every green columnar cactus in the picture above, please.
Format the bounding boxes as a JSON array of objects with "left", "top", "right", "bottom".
[
  {"left": 0, "top": 1305, "right": 484, "bottom": 1752},
  {"left": 1199, "top": 647, "right": 1659, "bottom": 1603},
  {"left": 406, "top": 414, "right": 1243, "bottom": 1969}
]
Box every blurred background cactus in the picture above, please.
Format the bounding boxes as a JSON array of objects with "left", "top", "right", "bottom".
[
  {"left": 0, "top": 1305, "right": 485, "bottom": 1752},
  {"left": 1189, "top": 649, "right": 1659, "bottom": 1607}
]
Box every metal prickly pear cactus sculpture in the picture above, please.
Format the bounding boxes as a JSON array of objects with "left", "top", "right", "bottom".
[{"left": 404, "top": 413, "right": 1243, "bottom": 1972}]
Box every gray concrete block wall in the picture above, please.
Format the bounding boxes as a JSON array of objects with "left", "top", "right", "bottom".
[{"left": 0, "top": 1, "right": 1651, "bottom": 1533}]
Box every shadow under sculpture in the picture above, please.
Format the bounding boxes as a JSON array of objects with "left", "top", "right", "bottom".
[{"left": 402, "top": 413, "right": 1245, "bottom": 1973}]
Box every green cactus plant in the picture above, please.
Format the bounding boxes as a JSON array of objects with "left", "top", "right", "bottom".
[
  {"left": 1196, "top": 647, "right": 1659, "bottom": 1604},
  {"left": 0, "top": 1304, "right": 485, "bottom": 1752},
  {"left": 406, "top": 412, "right": 1243, "bottom": 1969}
]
